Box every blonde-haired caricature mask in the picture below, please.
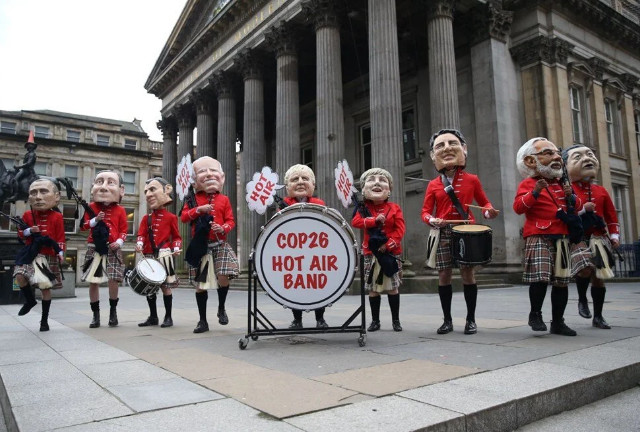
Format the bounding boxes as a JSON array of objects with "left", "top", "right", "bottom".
[
  {"left": 362, "top": 172, "right": 391, "bottom": 203},
  {"left": 193, "top": 157, "right": 225, "bottom": 194},
  {"left": 91, "top": 171, "right": 124, "bottom": 204},
  {"left": 430, "top": 132, "right": 467, "bottom": 171},
  {"left": 28, "top": 179, "right": 60, "bottom": 211},
  {"left": 285, "top": 165, "right": 315, "bottom": 199},
  {"left": 566, "top": 146, "right": 600, "bottom": 182},
  {"left": 144, "top": 179, "right": 173, "bottom": 210}
]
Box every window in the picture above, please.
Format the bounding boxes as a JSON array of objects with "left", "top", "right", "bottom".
[
  {"left": 96, "top": 134, "right": 109, "bottom": 146},
  {"left": 34, "top": 162, "right": 47, "bottom": 176},
  {"left": 570, "top": 86, "right": 585, "bottom": 144},
  {"left": 604, "top": 99, "right": 622, "bottom": 154},
  {"left": 611, "top": 184, "right": 631, "bottom": 243},
  {"left": 360, "top": 123, "right": 372, "bottom": 172},
  {"left": 403, "top": 108, "right": 417, "bottom": 162},
  {"left": 124, "top": 207, "right": 135, "bottom": 235},
  {"left": 124, "top": 138, "right": 137, "bottom": 150},
  {"left": 34, "top": 126, "right": 50, "bottom": 139},
  {"left": 67, "top": 130, "right": 81, "bottom": 143},
  {"left": 64, "top": 165, "right": 79, "bottom": 189},
  {"left": 301, "top": 145, "right": 314, "bottom": 172},
  {"left": 634, "top": 110, "right": 640, "bottom": 157},
  {"left": 123, "top": 170, "right": 136, "bottom": 194},
  {"left": 62, "top": 204, "right": 77, "bottom": 234},
  {"left": 0, "top": 202, "right": 11, "bottom": 231},
  {"left": 2, "top": 158, "right": 15, "bottom": 171},
  {"left": 1, "top": 121, "right": 16, "bottom": 134}
]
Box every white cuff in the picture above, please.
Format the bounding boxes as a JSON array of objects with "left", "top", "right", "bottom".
[
  {"left": 90, "top": 218, "right": 97, "bottom": 227},
  {"left": 23, "top": 228, "right": 32, "bottom": 237},
  {"left": 578, "top": 208, "right": 586, "bottom": 216},
  {"left": 484, "top": 210, "right": 490, "bottom": 218},
  {"left": 136, "top": 241, "right": 143, "bottom": 248},
  {"left": 115, "top": 239, "right": 124, "bottom": 247},
  {"left": 610, "top": 234, "right": 620, "bottom": 241}
]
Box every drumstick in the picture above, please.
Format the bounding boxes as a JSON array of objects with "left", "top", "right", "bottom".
[{"left": 466, "top": 204, "right": 500, "bottom": 213}]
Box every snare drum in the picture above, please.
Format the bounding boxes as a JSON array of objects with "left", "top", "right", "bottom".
[
  {"left": 253, "top": 203, "right": 357, "bottom": 310},
  {"left": 451, "top": 224, "right": 492, "bottom": 266},
  {"left": 126, "top": 258, "right": 167, "bottom": 296}
]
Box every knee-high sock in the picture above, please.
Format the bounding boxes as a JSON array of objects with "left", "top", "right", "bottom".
[
  {"left": 575, "top": 276, "right": 590, "bottom": 302},
  {"left": 529, "top": 282, "right": 547, "bottom": 313},
  {"left": 463, "top": 284, "right": 478, "bottom": 321},
  {"left": 314, "top": 307, "right": 325, "bottom": 321},
  {"left": 90, "top": 300, "right": 100, "bottom": 313},
  {"left": 147, "top": 294, "right": 158, "bottom": 319},
  {"left": 388, "top": 294, "right": 400, "bottom": 321},
  {"left": 591, "top": 286, "right": 606, "bottom": 318},
  {"left": 217, "top": 286, "right": 229, "bottom": 310},
  {"left": 438, "top": 285, "right": 453, "bottom": 321},
  {"left": 41, "top": 299, "right": 51, "bottom": 321},
  {"left": 551, "top": 286, "right": 568, "bottom": 322},
  {"left": 369, "top": 295, "right": 381, "bottom": 322},
  {"left": 163, "top": 294, "right": 173, "bottom": 318},
  {"left": 195, "top": 291, "right": 208, "bottom": 322},
  {"left": 292, "top": 309, "right": 303, "bottom": 321}
]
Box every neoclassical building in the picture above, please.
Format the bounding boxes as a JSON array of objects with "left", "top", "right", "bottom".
[
  {"left": 0, "top": 109, "right": 163, "bottom": 284},
  {"left": 145, "top": 0, "right": 640, "bottom": 278}
]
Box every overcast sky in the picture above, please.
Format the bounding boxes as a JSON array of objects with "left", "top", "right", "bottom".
[{"left": 0, "top": 0, "right": 187, "bottom": 142}]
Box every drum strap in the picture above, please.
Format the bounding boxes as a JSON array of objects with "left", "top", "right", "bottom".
[
  {"left": 440, "top": 173, "right": 468, "bottom": 220},
  {"left": 147, "top": 213, "right": 160, "bottom": 258}
]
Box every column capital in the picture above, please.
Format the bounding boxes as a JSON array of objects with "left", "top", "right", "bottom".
[
  {"left": 467, "top": 0, "right": 513, "bottom": 45},
  {"left": 587, "top": 57, "right": 609, "bottom": 81},
  {"left": 425, "top": 0, "right": 455, "bottom": 20},
  {"left": 176, "top": 104, "right": 195, "bottom": 128},
  {"left": 236, "top": 49, "right": 264, "bottom": 81},
  {"left": 510, "top": 35, "right": 574, "bottom": 68},
  {"left": 157, "top": 117, "right": 178, "bottom": 138},
  {"left": 302, "top": 0, "right": 341, "bottom": 31},
  {"left": 265, "top": 21, "right": 298, "bottom": 57},
  {"left": 210, "top": 71, "right": 235, "bottom": 99},
  {"left": 620, "top": 73, "right": 639, "bottom": 94},
  {"left": 192, "top": 89, "right": 215, "bottom": 115}
]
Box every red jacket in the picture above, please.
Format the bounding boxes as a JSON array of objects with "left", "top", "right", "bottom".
[
  {"left": 513, "top": 177, "right": 582, "bottom": 237},
  {"left": 180, "top": 191, "right": 235, "bottom": 241},
  {"left": 81, "top": 202, "right": 128, "bottom": 244},
  {"left": 18, "top": 209, "right": 66, "bottom": 256},
  {"left": 421, "top": 170, "right": 492, "bottom": 224},
  {"left": 136, "top": 208, "right": 182, "bottom": 254},
  {"left": 572, "top": 181, "right": 619, "bottom": 238},
  {"left": 352, "top": 201, "right": 405, "bottom": 255},
  {"left": 283, "top": 196, "right": 325, "bottom": 206}
]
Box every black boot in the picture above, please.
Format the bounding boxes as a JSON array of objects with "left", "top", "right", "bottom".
[
  {"left": 161, "top": 294, "right": 173, "bottom": 328},
  {"left": 108, "top": 298, "right": 119, "bottom": 327},
  {"left": 437, "top": 285, "right": 453, "bottom": 334},
  {"left": 40, "top": 299, "right": 51, "bottom": 332},
  {"left": 217, "top": 286, "right": 229, "bottom": 325},
  {"left": 315, "top": 307, "right": 328, "bottom": 329},
  {"left": 388, "top": 294, "right": 402, "bottom": 331},
  {"left": 18, "top": 285, "right": 37, "bottom": 316},
  {"left": 463, "top": 284, "right": 478, "bottom": 334},
  {"left": 139, "top": 295, "right": 159, "bottom": 326},
  {"left": 289, "top": 309, "right": 303, "bottom": 329},
  {"left": 576, "top": 277, "right": 592, "bottom": 318},
  {"left": 89, "top": 301, "right": 100, "bottom": 328},
  {"left": 368, "top": 295, "right": 381, "bottom": 332},
  {"left": 193, "top": 291, "right": 209, "bottom": 333}
]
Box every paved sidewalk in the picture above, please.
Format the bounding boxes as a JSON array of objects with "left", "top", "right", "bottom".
[{"left": 1, "top": 282, "right": 639, "bottom": 431}]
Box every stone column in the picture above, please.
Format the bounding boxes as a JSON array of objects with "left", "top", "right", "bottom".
[
  {"left": 427, "top": 0, "right": 459, "bottom": 130},
  {"left": 176, "top": 105, "right": 195, "bottom": 272},
  {"left": 303, "top": 0, "right": 345, "bottom": 210},
  {"left": 620, "top": 75, "right": 640, "bottom": 238},
  {"left": 266, "top": 22, "right": 300, "bottom": 178},
  {"left": 237, "top": 49, "right": 266, "bottom": 270},
  {"left": 157, "top": 117, "right": 178, "bottom": 213},
  {"left": 194, "top": 89, "right": 217, "bottom": 159},
  {"left": 212, "top": 71, "right": 238, "bottom": 253},
  {"left": 368, "top": 0, "right": 404, "bottom": 208},
  {"left": 468, "top": 1, "right": 519, "bottom": 265}
]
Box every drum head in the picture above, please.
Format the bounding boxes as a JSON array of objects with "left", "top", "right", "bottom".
[
  {"left": 451, "top": 224, "right": 491, "bottom": 233},
  {"left": 137, "top": 258, "right": 167, "bottom": 284},
  {"left": 253, "top": 204, "right": 357, "bottom": 310}
]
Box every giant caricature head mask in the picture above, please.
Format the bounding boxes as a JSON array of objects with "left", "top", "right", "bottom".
[
  {"left": 144, "top": 178, "right": 173, "bottom": 210},
  {"left": 28, "top": 178, "right": 60, "bottom": 211},
  {"left": 429, "top": 129, "right": 468, "bottom": 172},
  {"left": 91, "top": 170, "right": 124, "bottom": 204},
  {"left": 360, "top": 167, "right": 393, "bottom": 203},
  {"left": 284, "top": 164, "right": 316, "bottom": 200},
  {"left": 192, "top": 157, "right": 225, "bottom": 194},
  {"left": 562, "top": 145, "right": 599, "bottom": 182},
  {"left": 517, "top": 138, "right": 563, "bottom": 180}
]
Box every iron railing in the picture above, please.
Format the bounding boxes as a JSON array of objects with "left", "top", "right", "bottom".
[{"left": 613, "top": 242, "right": 640, "bottom": 278}]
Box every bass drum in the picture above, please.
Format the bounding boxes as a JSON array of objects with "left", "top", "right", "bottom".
[
  {"left": 451, "top": 224, "right": 493, "bottom": 266},
  {"left": 253, "top": 203, "right": 357, "bottom": 310},
  {"left": 126, "top": 258, "right": 167, "bottom": 296}
]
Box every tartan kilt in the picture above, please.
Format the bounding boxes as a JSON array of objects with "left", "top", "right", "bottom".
[
  {"left": 363, "top": 254, "right": 403, "bottom": 291},
  {"left": 435, "top": 226, "right": 475, "bottom": 270},
  {"left": 13, "top": 254, "right": 63, "bottom": 290},
  {"left": 522, "top": 236, "right": 593, "bottom": 286},
  {"left": 144, "top": 253, "right": 178, "bottom": 290},
  {"left": 188, "top": 241, "right": 239, "bottom": 286},
  {"left": 83, "top": 245, "right": 125, "bottom": 282}
]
